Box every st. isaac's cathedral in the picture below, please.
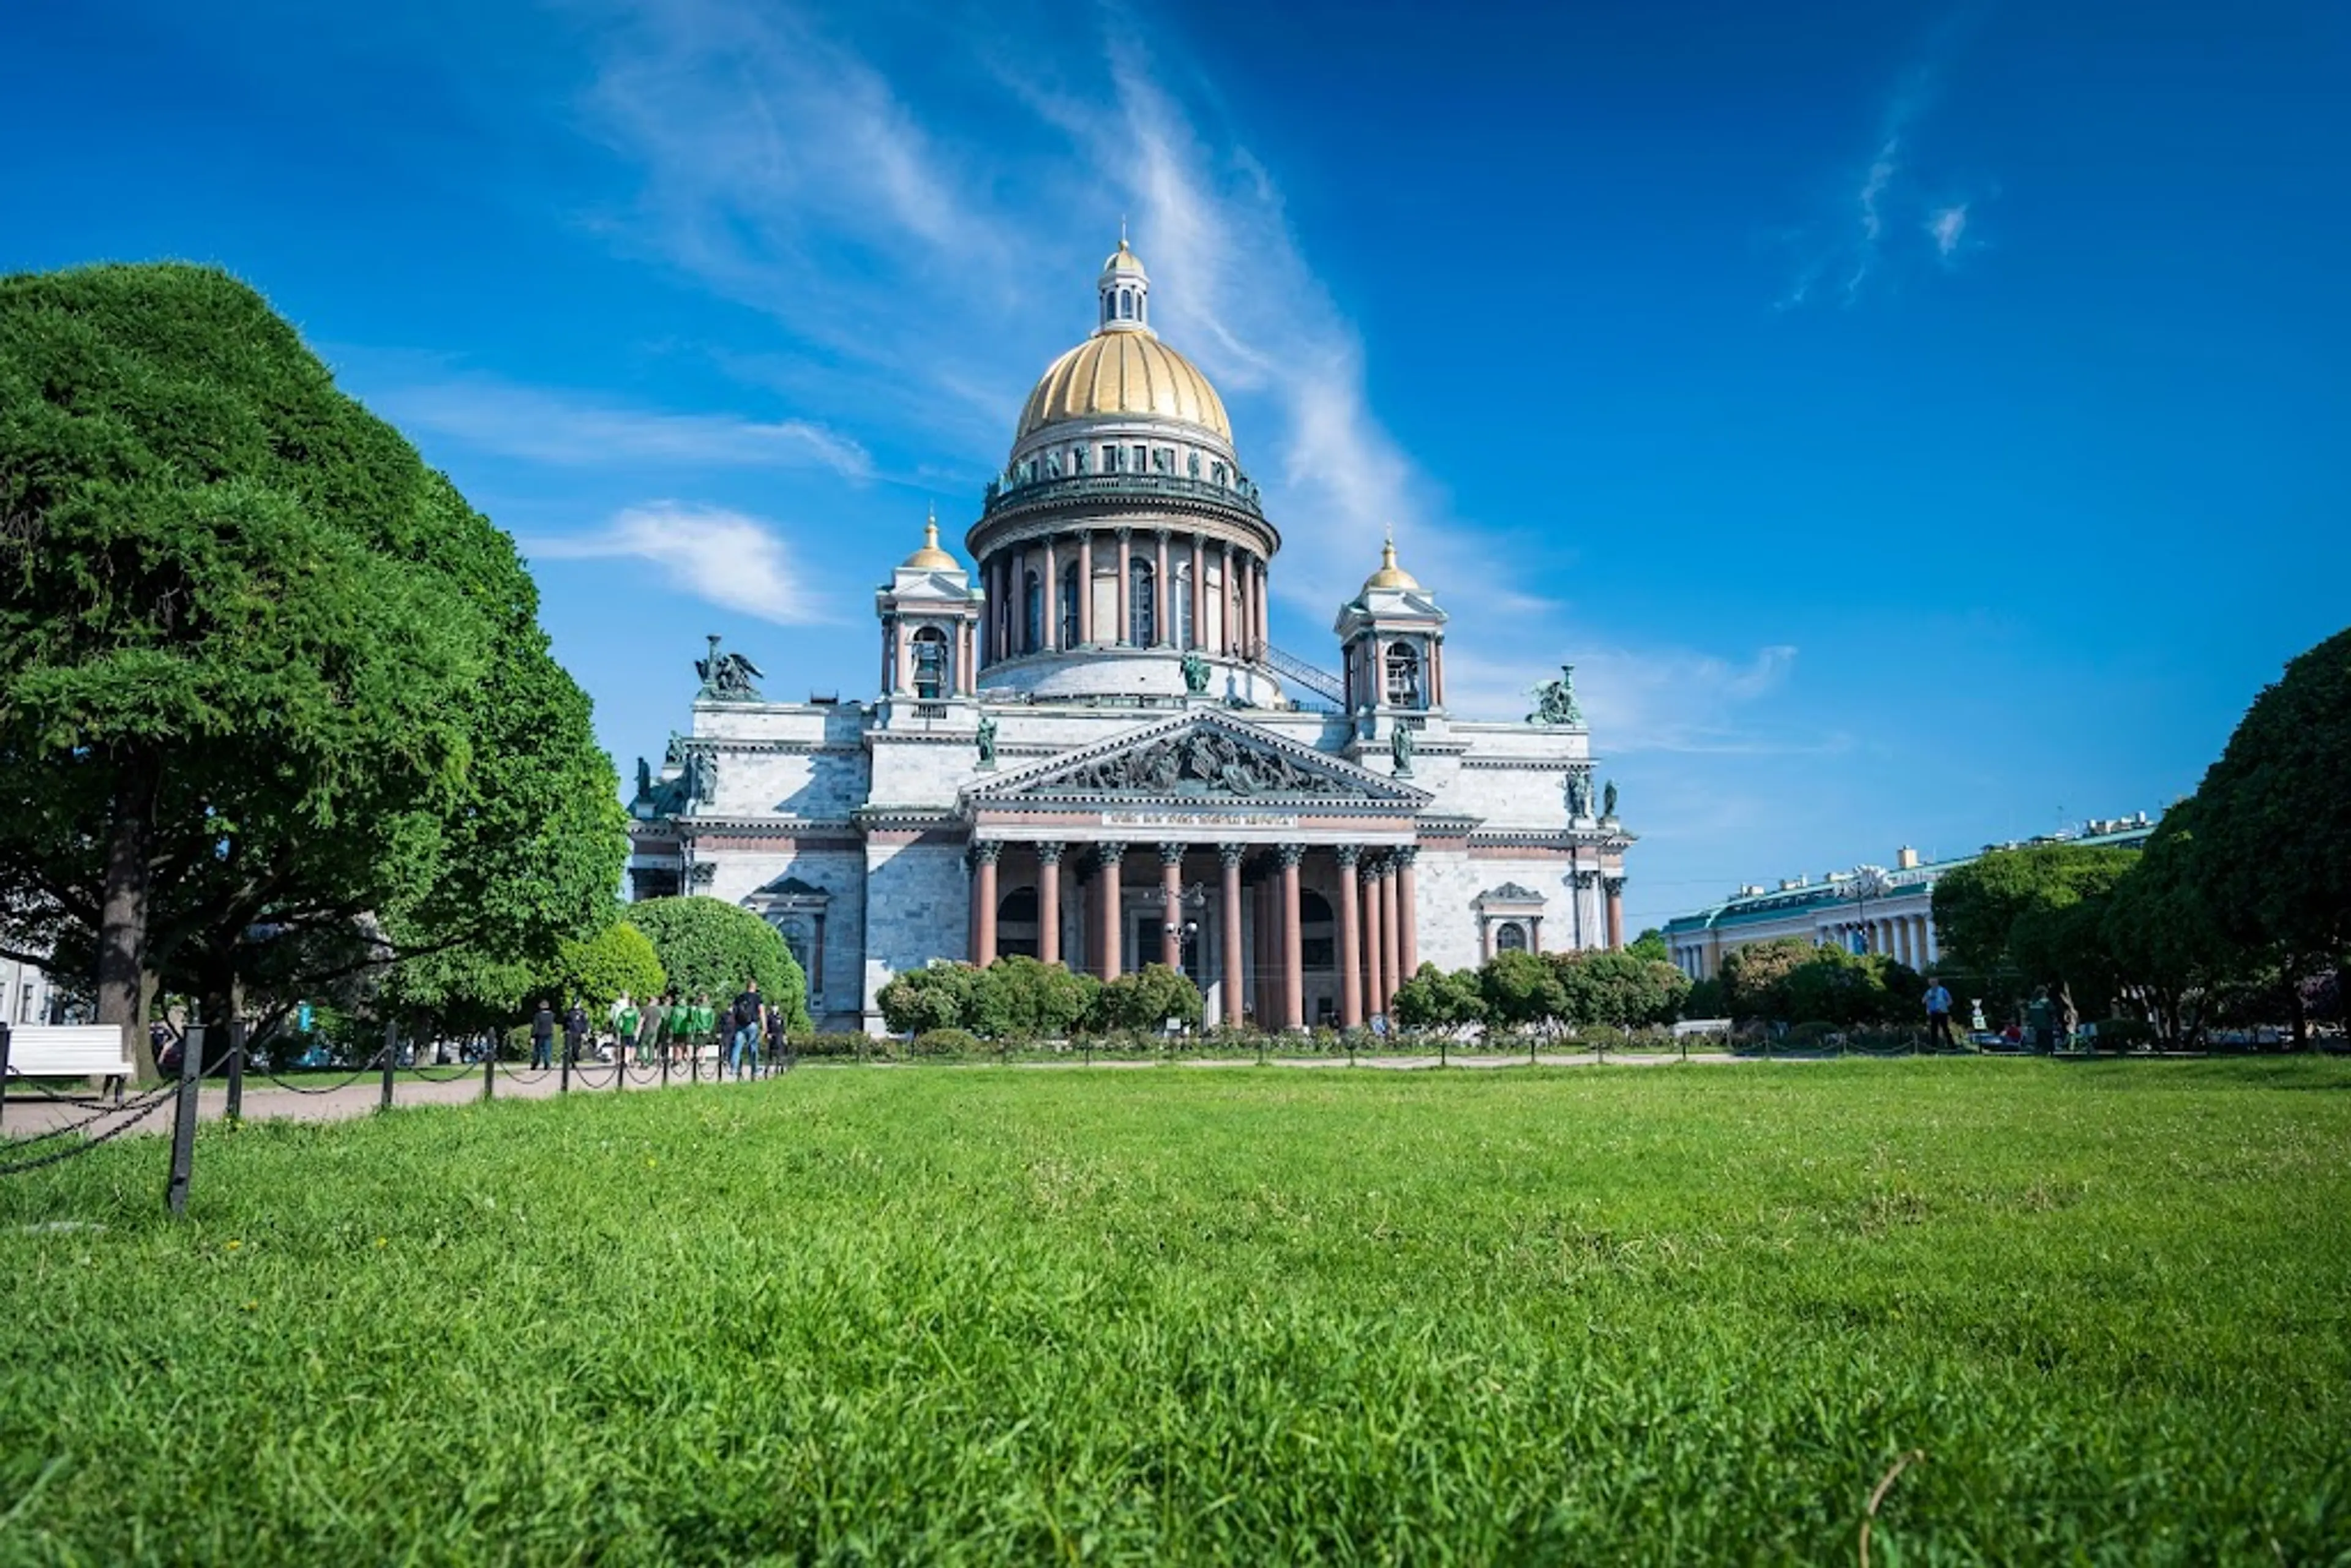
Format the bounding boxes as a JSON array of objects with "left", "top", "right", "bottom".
[{"left": 625, "top": 239, "right": 1633, "bottom": 1032}]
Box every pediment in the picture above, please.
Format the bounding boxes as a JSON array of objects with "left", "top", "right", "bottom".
[
  {"left": 1476, "top": 882, "right": 1548, "bottom": 907},
  {"left": 967, "top": 711, "right": 1428, "bottom": 808}
]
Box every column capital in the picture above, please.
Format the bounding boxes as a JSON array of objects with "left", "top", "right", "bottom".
[
  {"left": 1333, "top": 843, "right": 1362, "bottom": 868},
  {"left": 1037, "top": 841, "right": 1065, "bottom": 865},
  {"left": 1115, "top": 525, "right": 1133, "bottom": 541},
  {"left": 972, "top": 839, "right": 1003, "bottom": 865},
  {"left": 1158, "top": 841, "right": 1186, "bottom": 867},
  {"left": 1095, "top": 841, "right": 1128, "bottom": 867},
  {"left": 1603, "top": 874, "right": 1625, "bottom": 895},
  {"left": 1153, "top": 525, "right": 1171, "bottom": 541},
  {"left": 1277, "top": 842, "right": 1307, "bottom": 868},
  {"left": 1393, "top": 845, "right": 1419, "bottom": 868},
  {"left": 1572, "top": 869, "right": 1598, "bottom": 890},
  {"left": 1217, "top": 841, "right": 1247, "bottom": 868}
]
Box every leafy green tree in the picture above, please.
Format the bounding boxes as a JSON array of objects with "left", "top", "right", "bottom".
[
  {"left": 1930, "top": 846, "right": 2138, "bottom": 979},
  {"left": 1776, "top": 949, "right": 1921, "bottom": 1028},
  {"left": 1550, "top": 949, "right": 1693, "bottom": 1028},
  {"left": 1479, "top": 950, "right": 1565, "bottom": 1029},
  {"left": 623, "top": 896, "right": 808, "bottom": 1030},
  {"left": 2165, "top": 625, "right": 2350, "bottom": 1043},
  {"left": 557, "top": 921, "right": 666, "bottom": 1012},
  {"left": 1625, "top": 928, "right": 1671, "bottom": 964},
  {"left": 984, "top": 955, "right": 1098, "bottom": 1038},
  {"left": 1391, "top": 963, "right": 1488, "bottom": 1030},
  {"left": 877, "top": 965, "right": 970, "bottom": 1035},
  {"left": 1089, "top": 964, "right": 1204, "bottom": 1034},
  {"left": 0, "top": 264, "right": 624, "bottom": 1076},
  {"left": 1717, "top": 937, "right": 1817, "bottom": 1023},
  {"left": 2102, "top": 809, "right": 2232, "bottom": 1043}
]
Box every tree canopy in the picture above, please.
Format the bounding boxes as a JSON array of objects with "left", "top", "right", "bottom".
[
  {"left": 624, "top": 896, "right": 809, "bottom": 1031},
  {"left": 0, "top": 263, "right": 622, "bottom": 1073}
]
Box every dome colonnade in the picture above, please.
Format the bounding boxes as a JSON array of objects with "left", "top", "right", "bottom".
[{"left": 965, "top": 239, "right": 1278, "bottom": 699}]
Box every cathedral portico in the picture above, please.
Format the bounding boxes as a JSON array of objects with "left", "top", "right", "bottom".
[{"left": 626, "top": 237, "right": 1635, "bottom": 1031}]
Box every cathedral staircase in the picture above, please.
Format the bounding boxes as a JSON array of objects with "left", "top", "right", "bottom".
[{"left": 1254, "top": 642, "right": 1347, "bottom": 712}]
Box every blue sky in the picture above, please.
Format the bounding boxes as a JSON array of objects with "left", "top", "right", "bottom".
[{"left": 6, "top": 0, "right": 2345, "bottom": 933}]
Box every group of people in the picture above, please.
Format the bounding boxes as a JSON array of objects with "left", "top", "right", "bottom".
[{"left": 526, "top": 978, "right": 789, "bottom": 1079}]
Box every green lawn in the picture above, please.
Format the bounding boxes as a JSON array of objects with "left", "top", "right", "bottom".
[{"left": 4, "top": 1060, "right": 2347, "bottom": 1564}]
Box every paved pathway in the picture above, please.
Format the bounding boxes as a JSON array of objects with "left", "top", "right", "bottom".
[{"left": 2, "top": 1050, "right": 1788, "bottom": 1144}]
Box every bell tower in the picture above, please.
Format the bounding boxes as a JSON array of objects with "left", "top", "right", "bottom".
[
  {"left": 875, "top": 510, "right": 984, "bottom": 718},
  {"left": 1335, "top": 533, "right": 1449, "bottom": 716}
]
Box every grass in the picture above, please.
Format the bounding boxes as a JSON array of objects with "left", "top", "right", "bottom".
[{"left": 2, "top": 1059, "right": 2347, "bottom": 1564}]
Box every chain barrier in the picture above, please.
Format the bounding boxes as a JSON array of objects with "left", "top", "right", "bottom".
[
  {"left": 256, "top": 1046, "right": 392, "bottom": 1097},
  {"left": 2, "top": 1071, "right": 102, "bottom": 1105},
  {"left": 497, "top": 1063, "right": 555, "bottom": 1084},
  {"left": 0, "top": 1089, "right": 178, "bottom": 1177},
  {"left": 1, "top": 1078, "right": 181, "bottom": 1152},
  {"left": 406, "top": 1062, "right": 479, "bottom": 1083}
]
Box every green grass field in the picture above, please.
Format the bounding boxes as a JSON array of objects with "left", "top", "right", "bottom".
[{"left": 4, "top": 1059, "right": 2347, "bottom": 1564}]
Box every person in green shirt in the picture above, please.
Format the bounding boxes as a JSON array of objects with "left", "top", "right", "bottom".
[
  {"left": 689, "top": 993, "right": 718, "bottom": 1073},
  {"left": 614, "top": 998, "right": 640, "bottom": 1063},
  {"left": 665, "top": 993, "right": 691, "bottom": 1068}
]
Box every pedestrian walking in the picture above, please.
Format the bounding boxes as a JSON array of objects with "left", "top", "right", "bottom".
[
  {"left": 530, "top": 1000, "right": 556, "bottom": 1070},
  {"left": 666, "top": 992, "right": 692, "bottom": 1067},
  {"left": 636, "top": 994, "right": 665, "bottom": 1065},
  {"left": 729, "top": 979, "right": 763, "bottom": 1079},
  {"left": 764, "top": 1002, "right": 789, "bottom": 1076},
  {"left": 1923, "top": 975, "right": 1956, "bottom": 1050},
  {"left": 614, "top": 995, "right": 640, "bottom": 1066},
  {"left": 563, "top": 1001, "right": 590, "bottom": 1066}
]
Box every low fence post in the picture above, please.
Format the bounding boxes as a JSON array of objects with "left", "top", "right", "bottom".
[
  {"left": 560, "top": 1039, "right": 572, "bottom": 1093},
  {"left": 0, "top": 1022, "right": 12, "bottom": 1134},
  {"left": 226, "top": 1020, "right": 246, "bottom": 1123},
  {"left": 661, "top": 1043, "right": 671, "bottom": 1089},
  {"left": 615, "top": 1039, "right": 626, "bottom": 1093},
  {"left": 1439, "top": 1033, "right": 1449, "bottom": 1069},
  {"left": 483, "top": 1039, "right": 496, "bottom": 1102},
  {"left": 166, "top": 1024, "right": 204, "bottom": 1217},
  {"left": 380, "top": 1020, "right": 398, "bottom": 1112}
]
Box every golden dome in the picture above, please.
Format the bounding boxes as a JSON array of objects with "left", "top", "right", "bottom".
[
  {"left": 1363, "top": 537, "right": 1420, "bottom": 591},
  {"left": 902, "top": 516, "right": 958, "bottom": 570},
  {"left": 1101, "top": 237, "right": 1147, "bottom": 276},
  {"left": 1015, "top": 330, "right": 1231, "bottom": 442}
]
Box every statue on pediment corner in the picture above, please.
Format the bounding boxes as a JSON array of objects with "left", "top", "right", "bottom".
[
  {"left": 1528, "top": 663, "right": 1584, "bottom": 727},
  {"left": 696, "top": 634, "right": 765, "bottom": 702}
]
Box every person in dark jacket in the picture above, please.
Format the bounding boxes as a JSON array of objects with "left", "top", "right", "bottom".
[
  {"left": 530, "top": 1001, "right": 556, "bottom": 1070},
  {"left": 563, "top": 1002, "right": 590, "bottom": 1065},
  {"left": 729, "top": 980, "right": 762, "bottom": 1079}
]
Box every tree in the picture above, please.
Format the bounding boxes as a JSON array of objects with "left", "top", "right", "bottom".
[
  {"left": 1717, "top": 937, "right": 1817, "bottom": 1024},
  {"left": 1625, "top": 928, "right": 1671, "bottom": 964},
  {"left": 1479, "top": 949, "right": 1565, "bottom": 1029},
  {"left": 557, "top": 921, "right": 666, "bottom": 1012},
  {"left": 623, "top": 896, "right": 808, "bottom": 1031},
  {"left": 1391, "top": 963, "right": 1487, "bottom": 1030},
  {"left": 0, "top": 263, "right": 621, "bottom": 1076},
  {"left": 1090, "top": 964, "right": 1204, "bottom": 1034},
  {"left": 984, "top": 955, "right": 1098, "bottom": 1038},
  {"left": 1929, "top": 845, "right": 2137, "bottom": 980},
  {"left": 877, "top": 964, "right": 971, "bottom": 1035},
  {"left": 2167, "top": 625, "right": 2350, "bottom": 1044},
  {"left": 1550, "top": 949, "right": 1693, "bottom": 1029}
]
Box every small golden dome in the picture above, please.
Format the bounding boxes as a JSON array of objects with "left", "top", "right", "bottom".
[
  {"left": 1363, "top": 537, "right": 1420, "bottom": 591},
  {"left": 902, "top": 516, "right": 958, "bottom": 570},
  {"left": 1101, "top": 236, "right": 1147, "bottom": 276},
  {"left": 1015, "top": 330, "right": 1231, "bottom": 442}
]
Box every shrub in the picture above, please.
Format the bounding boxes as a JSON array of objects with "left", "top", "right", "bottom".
[
  {"left": 624, "top": 897, "right": 809, "bottom": 1031},
  {"left": 910, "top": 1027, "right": 982, "bottom": 1057},
  {"left": 1089, "top": 964, "right": 1204, "bottom": 1034},
  {"left": 555, "top": 920, "right": 666, "bottom": 1011}
]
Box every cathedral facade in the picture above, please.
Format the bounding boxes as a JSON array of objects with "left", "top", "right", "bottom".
[{"left": 625, "top": 241, "right": 1633, "bottom": 1032}]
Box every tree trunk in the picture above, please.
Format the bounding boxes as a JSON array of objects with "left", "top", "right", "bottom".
[{"left": 97, "top": 755, "right": 161, "bottom": 1081}]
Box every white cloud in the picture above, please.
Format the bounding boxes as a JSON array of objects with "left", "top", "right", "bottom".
[
  {"left": 1927, "top": 203, "right": 1970, "bottom": 258},
  {"left": 1440, "top": 643, "right": 1814, "bottom": 754},
  {"left": 372, "top": 376, "right": 871, "bottom": 476},
  {"left": 525, "top": 503, "right": 827, "bottom": 623}
]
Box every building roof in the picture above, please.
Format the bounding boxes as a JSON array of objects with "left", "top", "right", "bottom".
[
  {"left": 1659, "top": 818, "right": 2157, "bottom": 935},
  {"left": 1016, "top": 328, "right": 1231, "bottom": 443}
]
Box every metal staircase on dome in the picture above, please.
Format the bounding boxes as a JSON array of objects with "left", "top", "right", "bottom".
[{"left": 1254, "top": 642, "right": 1346, "bottom": 711}]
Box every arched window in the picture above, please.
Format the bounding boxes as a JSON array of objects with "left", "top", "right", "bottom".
[
  {"left": 1496, "top": 922, "right": 1528, "bottom": 953},
  {"left": 1022, "top": 571, "right": 1043, "bottom": 653},
  {"left": 1059, "top": 565, "right": 1082, "bottom": 649},
  {"left": 1118, "top": 291, "right": 1134, "bottom": 320},
  {"left": 1130, "top": 560, "right": 1156, "bottom": 647},
  {"left": 996, "top": 886, "right": 1040, "bottom": 961},
  {"left": 1385, "top": 642, "right": 1422, "bottom": 708},
  {"left": 912, "top": 626, "right": 947, "bottom": 699},
  {"left": 776, "top": 917, "right": 813, "bottom": 980}
]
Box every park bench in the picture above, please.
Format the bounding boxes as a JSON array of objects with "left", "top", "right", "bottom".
[{"left": 0, "top": 1024, "right": 133, "bottom": 1106}]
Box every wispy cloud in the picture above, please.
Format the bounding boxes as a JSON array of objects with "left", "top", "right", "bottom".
[
  {"left": 525, "top": 503, "right": 828, "bottom": 623},
  {"left": 372, "top": 375, "right": 871, "bottom": 476},
  {"left": 1927, "top": 203, "right": 1970, "bottom": 258},
  {"left": 1780, "top": 33, "right": 1989, "bottom": 307}
]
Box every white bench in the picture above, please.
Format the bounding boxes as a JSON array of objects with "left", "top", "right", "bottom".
[{"left": 2, "top": 1024, "right": 135, "bottom": 1099}]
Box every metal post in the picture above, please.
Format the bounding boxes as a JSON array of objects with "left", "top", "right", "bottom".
[
  {"left": 166, "top": 1024, "right": 203, "bottom": 1217},
  {"left": 561, "top": 1035, "right": 572, "bottom": 1093},
  {"left": 380, "top": 1019, "right": 397, "bottom": 1112},
  {"left": 661, "top": 1041, "right": 670, "bottom": 1089},
  {"left": 1439, "top": 1033, "right": 1448, "bottom": 1070},
  {"left": 484, "top": 1038, "right": 496, "bottom": 1102},
  {"left": 615, "top": 1038, "right": 626, "bottom": 1092},
  {"left": 226, "top": 1020, "right": 246, "bottom": 1122},
  {"left": 1529, "top": 1033, "right": 1537, "bottom": 1068},
  {"left": 691, "top": 1041, "right": 700, "bottom": 1083},
  {"left": 0, "top": 1023, "right": 12, "bottom": 1134}
]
